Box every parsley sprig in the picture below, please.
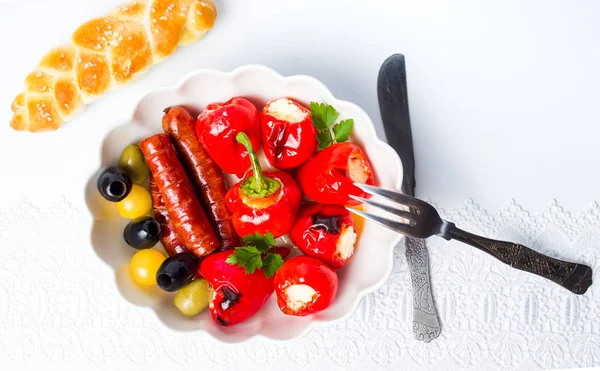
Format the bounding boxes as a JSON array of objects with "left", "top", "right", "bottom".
[
  {"left": 225, "top": 232, "right": 284, "bottom": 278},
  {"left": 310, "top": 102, "right": 355, "bottom": 150}
]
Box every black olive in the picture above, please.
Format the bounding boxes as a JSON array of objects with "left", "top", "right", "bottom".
[
  {"left": 123, "top": 217, "right": 162, "bottom": 250},
  {"left": 156, "top": 252, "right": 200, "bottom": 292},
  {"left": 97, "top": 167, "right": 133, "bottom": 202}
]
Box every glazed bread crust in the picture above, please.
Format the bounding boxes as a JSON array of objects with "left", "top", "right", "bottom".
[{"left": 10, "top": 0, "right": 217, "bottom": 132}]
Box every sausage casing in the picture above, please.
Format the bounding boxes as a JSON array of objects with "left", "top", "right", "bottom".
[
  {"left": 162, "top": 106, "right": 241, "bottom": 251},
  {"left": 149, "top": 176, "right": 187, "bottom": 256},
  {"left": 140, "top": 134, "right": 219, "bottom": 256}
]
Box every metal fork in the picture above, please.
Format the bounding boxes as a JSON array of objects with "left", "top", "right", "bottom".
[{"left": 347, "top": 184, "right": 593, "bottom": 295}]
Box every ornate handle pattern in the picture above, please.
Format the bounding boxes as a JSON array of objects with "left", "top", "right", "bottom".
[
  {"left": 405, "top": 237, "right": 441, "bottom": 342},
  {"left": 446, "top": 224, "right": 593, "bottom": 294}
]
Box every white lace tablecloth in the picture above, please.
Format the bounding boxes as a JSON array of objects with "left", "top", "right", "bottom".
[{"left": 1, "top": 197, "right": 598, "bottom": 371}]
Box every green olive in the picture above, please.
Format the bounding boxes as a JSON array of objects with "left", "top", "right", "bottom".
[
  {"left": 174, "top": 278, "right": 212, "bottom": 317},
  {"left": 119, "top": 144, "right": 150, "bottom": 184}
]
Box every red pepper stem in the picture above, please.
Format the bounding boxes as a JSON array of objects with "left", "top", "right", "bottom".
[{"left": 236, "top": 132, "right": 267, "bottom": 192}]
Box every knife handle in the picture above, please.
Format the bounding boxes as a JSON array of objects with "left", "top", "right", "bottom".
[
  {"left": 446, "top": 225, "right": 593, "bottom": 294},
  {"left": 405, "top": 237, "right": 441, "bottom": 342}
]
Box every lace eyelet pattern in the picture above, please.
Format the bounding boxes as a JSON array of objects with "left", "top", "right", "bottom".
[{"left": 0, "top": 197, "right": 598, "bottom": 370}]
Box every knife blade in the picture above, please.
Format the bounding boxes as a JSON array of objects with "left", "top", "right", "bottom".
[{"left": 377, "top": 54, "right": 441, "bottom": 342}]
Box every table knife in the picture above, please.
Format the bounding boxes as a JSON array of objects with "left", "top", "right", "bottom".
[{"left": 377, "top": 54, "right": 441, "bottom": 342}]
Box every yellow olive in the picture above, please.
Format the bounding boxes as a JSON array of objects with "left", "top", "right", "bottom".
[
  {"left": 119, "top": 144, "right": 150, "bottom": 184},
  {"left": 129, "top": 249, "right": 166, "bottom": 286},
  {"left": 174, "top": 279, "right": 212, "bottom": 316},
  {"left": 117, "top": 185, "right": 152, "bottom": 219}
]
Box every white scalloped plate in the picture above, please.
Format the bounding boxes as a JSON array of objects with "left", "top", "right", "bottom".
[{"left": 85, "top": 65, "right": 403, "bottom": 343}]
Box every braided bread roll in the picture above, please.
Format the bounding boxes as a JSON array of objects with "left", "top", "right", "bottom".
[{"left": 10, "top": 0, "right": 217, "bottom": 132}]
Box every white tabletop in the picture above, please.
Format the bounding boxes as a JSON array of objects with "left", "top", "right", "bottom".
[{"left": 1, "top": 0, "right": 600, "bottom": 370}]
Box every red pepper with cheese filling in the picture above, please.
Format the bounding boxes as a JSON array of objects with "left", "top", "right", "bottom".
[
  {"left": 296, "top": 142, "right": 375, "bottom": 206},
  {"left": 289, "top": 204, "right": 357, "bottom": 269},
  {"left": 260, "top": 98, "right": 317, "bottom": 169},
  {"left": 274, "top": 256, "right": 338, "bottom": 316}
]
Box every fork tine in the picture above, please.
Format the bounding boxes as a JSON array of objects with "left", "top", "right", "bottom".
[
  {"left": 346, "top": 207, "right": 415, "bottom": 237},
  {"left": 353, "top": 183, "right": 423, "bottom": 208},
  {"left": 349, "top": 195, "right": 416, "bottom": 224}
]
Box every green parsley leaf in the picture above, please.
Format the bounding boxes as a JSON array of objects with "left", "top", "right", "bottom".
[
  {"left": 227, "top": 232, "right": 284, "bottom": 277},
  {"left": 262, "top": 253, "right": 285, "bottom": 278},
  {"left": 333, "top": 119, "right": 354, "bottom": 142},
  {"left": 316, "top": 130, "right": 333, "bottom": 150},
  {"left": 324, "top": 106, "right": 339, "bottom": 127},
  {"left": 264, "top": 232, "right": 277, "bottom": 246},
  {"left": 225, "top": 253, "right": 239, "bottom": 265},
  {"left": 309, "top": 102, "right": 326, "bottom": 130},
  {"left": 310, "top": 102, "right": 355, "bottom": 150},
  {"left": 226, "top": 246, "right": 263, "bottom": 274},
  {"left": 310, "top": 102, "right": 338, "bottom": 131},
  {"left": 242, "top": 232, "right": 276, "bottom": 253}
]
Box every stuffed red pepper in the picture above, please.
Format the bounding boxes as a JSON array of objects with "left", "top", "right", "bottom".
[
  {"left": 296, "top": 142, "right": 375, "bottom": 206},
  {"left": 289, "top": 204, "right": 357, "bottom": 269},
  {"left": 274, "top": 256, "right": 338, "bottom": 316},
  {"left": 196, "top": 97, "right": 261, "bottom": 178},
  {"left": 260, "top": 98, "right": 317, "bottom": 169},
  {"left": 200, "top": 250, "right": 275, "bottom": 326}
]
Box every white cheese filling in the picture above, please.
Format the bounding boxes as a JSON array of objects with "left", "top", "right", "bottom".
[
  {"left": 266, "top": 98, "right": 307, "bottom": 123},
  {"left": 285, "top": 284, "right": 318, "bottom": 311},
  {"left": 336, "top": 225, "right": 357, "bottom": 260},
  {"left": 348, "top": 155, "right": 369, "bottom": 184}
]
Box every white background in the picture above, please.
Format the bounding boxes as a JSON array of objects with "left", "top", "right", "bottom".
[{"left": 1, "top": 0, "right": 600, "bottom": 370}]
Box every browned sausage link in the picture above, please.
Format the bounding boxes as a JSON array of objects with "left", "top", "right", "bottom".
[
  {"left": 149, "top": 176, "right": 188, "bottom": 256},
  {"left": 140, "top": 134, "right": 220, "bottom": 257},
  {"left": 162, "top": 106, "right": 241, "bottom": 251}
]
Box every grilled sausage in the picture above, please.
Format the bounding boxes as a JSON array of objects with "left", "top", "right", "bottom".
[
  {"left": 140, "top": 134, "right": 219, "bottom": 257},
  {"left": 149, "top": 176, "right": 188, "bottom": 256},
  {"left": 162, "top": 106, "right": 241, "bottom": 251}
]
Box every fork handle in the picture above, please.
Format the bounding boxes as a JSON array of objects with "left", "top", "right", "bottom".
[{"left": 443, "top": 223, "right": 592, "bottom": 294}]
